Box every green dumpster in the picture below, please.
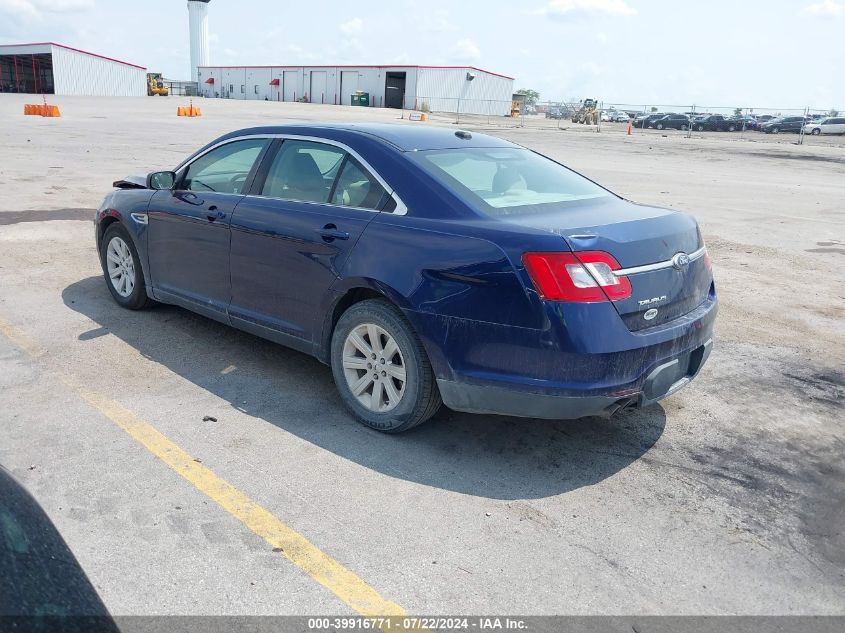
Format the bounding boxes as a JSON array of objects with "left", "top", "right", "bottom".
[{"left": 351, "top": 92, "right": 369, "bottom": 107}]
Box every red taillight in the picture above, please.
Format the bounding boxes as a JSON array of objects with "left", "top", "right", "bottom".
[{"left": 523, "top": 251, "right": 632, "bottom": 302}]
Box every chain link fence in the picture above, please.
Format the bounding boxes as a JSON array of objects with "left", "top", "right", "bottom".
[{"left": 412, "top": 97, "right": 842, "bottom": 146}]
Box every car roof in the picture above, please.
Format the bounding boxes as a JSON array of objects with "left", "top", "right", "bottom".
[{"left": 223, "top": 123, "right": 519, "bottom": 152}]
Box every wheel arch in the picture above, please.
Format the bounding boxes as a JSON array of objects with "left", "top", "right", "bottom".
[
  {"left": 96, "top": 210, "right": 153, "bottom": 296},
  {"left": 316, "top": 279, "right": 413, "bottom": 364},
  {"left": 316, "top": 279, "right": 452, "bottom": 380}
]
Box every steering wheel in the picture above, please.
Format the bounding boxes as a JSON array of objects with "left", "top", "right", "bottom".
[{"left": 230, "top": 174, "right": 248, "bottom": 194}]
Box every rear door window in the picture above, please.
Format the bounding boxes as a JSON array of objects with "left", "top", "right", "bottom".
[
  {"left": 331, "top": 158, "right": 386, "bottom": 209},
  {"left": 261, "top": 140, "right": 345, "bottom": 203}
]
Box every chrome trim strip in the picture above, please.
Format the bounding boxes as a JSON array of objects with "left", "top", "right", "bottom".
[
  {"left": 615, "top": 246, "right": 707, "bottom": 276},
  {"left": 177, "top": 133, "right": 408, "bottom": 216},
  {"left": 130, "top": 212, "right": 148, "bottom": 225}
]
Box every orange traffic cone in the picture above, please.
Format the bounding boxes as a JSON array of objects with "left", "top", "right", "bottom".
[{"left": 627, "top": 119, "right": 632, "bottom": 136}]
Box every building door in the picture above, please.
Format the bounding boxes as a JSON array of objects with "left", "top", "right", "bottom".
[
  {"left": 309, "top": 71, "right": 327, "bottom": 104},
  {"left": 283, "top": 70, "right": 297, "bottom": 101},
  {"left": 384, "top": 72, "right": 406, "bottom": 109},
  {"left": 340, "top": 71, "right": 358, "bottom": 106}
]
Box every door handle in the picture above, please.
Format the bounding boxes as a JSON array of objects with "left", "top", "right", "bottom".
[
  {"left": 316, "top": 225, "right": 350, "bottom": 241},
  {"left": 206, "top": 206, "right": 226, "bottom": 222}
]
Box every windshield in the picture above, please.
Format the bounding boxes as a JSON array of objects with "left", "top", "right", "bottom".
[{"left": 409, "top": 147, "right": 612, "bottom": 216}]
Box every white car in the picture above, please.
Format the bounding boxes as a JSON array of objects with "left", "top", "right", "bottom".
[
  {"left": 803, "top": 117, "right": 845, "bottom": 135},
  {"left": 613, "top": 111, "right": 631, "bottom": 122}
]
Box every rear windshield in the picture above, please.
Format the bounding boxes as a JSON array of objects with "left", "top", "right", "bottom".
[{"left": 409, "top": 148, "right": 611, "bottom": 216}]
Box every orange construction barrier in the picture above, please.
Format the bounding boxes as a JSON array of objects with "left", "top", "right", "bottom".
[
  {"left": 177, "top": 100, "right": 203, "bottom": 117},
  {"left": 24, "top": 102, "right": 61, "bottom": 117}
]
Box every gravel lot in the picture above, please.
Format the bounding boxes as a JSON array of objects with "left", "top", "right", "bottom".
[{"left": 0, "top": 95, "right": 842, "bottom": 616}]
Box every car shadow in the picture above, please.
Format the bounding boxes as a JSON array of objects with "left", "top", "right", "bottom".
[{"left": 63, "top": 276, "right": 666, "bottom": 500}]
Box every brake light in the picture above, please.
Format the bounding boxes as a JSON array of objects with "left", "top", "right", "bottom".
[{"left": 523, "top": 251, "right": 632, "bottom": 302}]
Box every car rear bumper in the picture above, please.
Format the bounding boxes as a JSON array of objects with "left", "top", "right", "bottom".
[{"left": 438, "top": 338, "right": 713, "bottom": 419}]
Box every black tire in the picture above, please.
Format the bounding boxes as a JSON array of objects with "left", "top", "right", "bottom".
[
  {"left": 656, "top": 123, "right": 664, "bottom": 130},
  {"left": 697, "top": 124, "right": 705, "bottom": 131},
  {"left": 99, "top": 223, "right": 153, "bottom": 310},
  {"left": 331, "top": 299, "right": 441, "bottom": 433},
  {"left": 728, "top": 124, "right": 736, "bottom": 132},
  {"left": 771, "top": 127, "right": 780, "bottom": 134},
  {"left": 811, "top": 128, "right": 821, "bottom": 135},
  {"left": 681, "top": 124, "right": 688, "bottom": 131}
]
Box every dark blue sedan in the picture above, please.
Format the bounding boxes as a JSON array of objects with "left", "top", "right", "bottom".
[{"left": 95, "top": 123, "right": 717, "bottom": 432}]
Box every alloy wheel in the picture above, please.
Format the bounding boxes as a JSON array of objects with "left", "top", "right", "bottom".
[
  {"left": 106, "top": 236, "right": 136, "bottom": 298},
  {"left": 342, "top": 323, "right": 406, "bottom": 412}
]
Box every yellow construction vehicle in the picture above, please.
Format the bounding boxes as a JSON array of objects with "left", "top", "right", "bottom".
[
  {"left": 571, "top": 98, "right": 599, "bottom": 124},
  {"left": 147, "top": 73, "right": 169, "bottom": 97}
]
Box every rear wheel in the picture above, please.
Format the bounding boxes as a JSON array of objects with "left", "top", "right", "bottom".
[
  {"left": 100, "top": 223, "right": 153, "bottom": 310},
  {"left": 331, "top": 299, "right": 441, "bottom": 433},
  {"left": 697, "top": 124, "right": 705, "bottom": 131},
  {"left": 811, "top": 128, "right": 821, "bottom": 135},
  {"left": 681, "top": 124, "right": 688, "bottom": 131},
  {"left": 728, "top": 124, "right": 736, "bottom": 132},
  {"left": 656, "top": 123, "right": 664, "bottom": 130},
  {"left": 771, "top": 127, "right": 780, "bottom": 134}
]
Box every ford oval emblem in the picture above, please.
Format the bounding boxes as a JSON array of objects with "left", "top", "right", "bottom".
[
  {"left": 644, "top": 308, "right": 659, "bottom": 321},
  {"left": 672, "top": 252, "right": 691, "bottom": 270}
]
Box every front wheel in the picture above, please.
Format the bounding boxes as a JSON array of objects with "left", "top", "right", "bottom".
[
  {"left": 656, "top": 123, "right": 664, "bottom": 130},
  {"left": 771, "top": 127, "right": 780, "bottom": 134},
  {"left": 728, "top": 124, "right": 736, "bottom": 132},
  {"left": 100, "top": 223, "right": 153, "bottom": 310},
  {"left": 331, "top": 299, "right": 441, "bottom": 433},
  {"left": 681, "top": 125, "right": 688, "bottom": 131},
  {"left": 811, "top": 128, "right": 821, "bottom": 135},
  {"left": 697, "top": 125, "right": 705, "bottom": 131}
]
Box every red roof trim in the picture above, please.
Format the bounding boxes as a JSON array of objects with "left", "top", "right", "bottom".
[
  {"left": 0, "top": 42, "right": 146, "bottom": 70},
  {"left": 197, "top": 64, "right": 514, "bottom": 80}
]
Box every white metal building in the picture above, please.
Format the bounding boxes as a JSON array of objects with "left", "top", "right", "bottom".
[
  {"left": 197, "top": 65, "right": 515, "bottom": 116},
  {"left": 0, "top": 42, "right": 146, "bottom": 97}
]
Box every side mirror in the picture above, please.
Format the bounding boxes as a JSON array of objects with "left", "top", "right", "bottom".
[{"left": 147, "top": 171, "right": 176, "bottom": 190}]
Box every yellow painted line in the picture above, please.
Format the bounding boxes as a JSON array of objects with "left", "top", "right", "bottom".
[
  {"left": 0, "top": 315, "right": 406, "bottom": 619},
  {"left": 0, "top": 316, "right": 45, "bottom": 358}
]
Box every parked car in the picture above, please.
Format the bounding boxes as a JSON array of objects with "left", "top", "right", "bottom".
[
  {"left": 802, "top": 117, "right": 845, "bottom": 135},
  {"left": 613, "top": 111, "right": 632, "bottom": 122},
  {"left": 0, "top": 466, "right": 119, "bottom": 628},
  {"left": 760, "top": 116, "right": 808, "bottom": 134},
  {"left": 692, "top": 114, "right": 742, "bottom": 132},
  {"left": 600, "top": 111, "right": 612, "bottom": 122},
  {"left": 96, "top": 124, "right": 716, "bottom": 432},
  {"left": 654, "top": 114, "right": 691, "bottom": 130},
  {"left": 545, "top": 107, "right": 565, "bottom": 119},
  {"left": 755, "top": 115, "right": 776, "bottom": 123},
  {"left": 634, "top": 113, "right": 667, "bottom": 128}
]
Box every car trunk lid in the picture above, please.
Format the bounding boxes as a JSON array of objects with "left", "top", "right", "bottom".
[{"left": 507, "top": 198, "right": 712, "bottom": 329}]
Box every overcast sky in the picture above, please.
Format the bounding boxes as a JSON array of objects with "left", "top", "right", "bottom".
[{"left": 0, "top": 0, "right": 841, "bottom": 109}]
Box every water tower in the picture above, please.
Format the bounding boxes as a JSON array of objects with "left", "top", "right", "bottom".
[{"left": 187, "top": 0, "right": 210, "bottom": 82}]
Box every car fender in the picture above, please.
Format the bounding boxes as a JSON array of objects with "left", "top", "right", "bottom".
[{"left": 96, "top": 189, "right": 157, "bottom": 293}]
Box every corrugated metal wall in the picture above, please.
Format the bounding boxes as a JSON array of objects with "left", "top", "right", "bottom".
[
  {"left": 196, "top": 65, "right": 512, "bottom": 113},
  {"left": 51, "top": 45, "right": 146, "bottom": 96},
  {"left": 416, "top": 67, "right": 513, "bottom": 116}
]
